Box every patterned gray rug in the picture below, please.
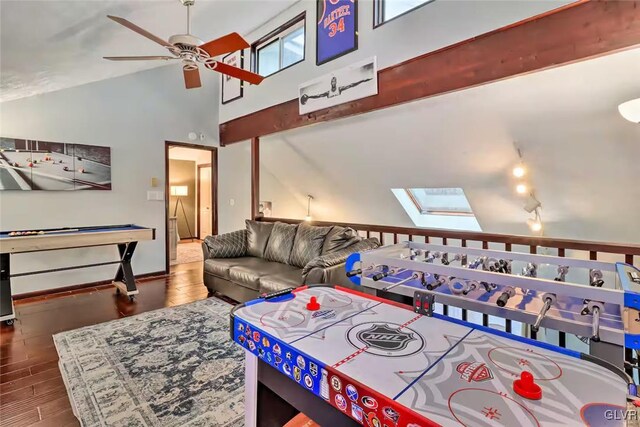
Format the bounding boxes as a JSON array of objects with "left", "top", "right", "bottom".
[{"left": 54, "top": 297, "right": 244, "bottom": 427}]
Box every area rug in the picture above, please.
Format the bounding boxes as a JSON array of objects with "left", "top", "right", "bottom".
[
  {"left": 171, "top": 241, "right": 204, "bottom": 266},
  {"left": 53, "top": 297, "right": 244, "bottom": 427}
]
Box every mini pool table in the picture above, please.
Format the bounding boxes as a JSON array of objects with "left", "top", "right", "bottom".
[{"left": 0, "top": 224, "right": 155, "bottom": 325}]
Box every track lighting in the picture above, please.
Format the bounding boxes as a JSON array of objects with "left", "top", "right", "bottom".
[{"left": 512, "top": 164, "right": 526, "bottom": 178}]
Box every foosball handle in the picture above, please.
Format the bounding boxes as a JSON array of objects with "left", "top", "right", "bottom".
[
  {"left": 531, "top": 295, "right": 555, "bottom": 333},
  {"left": 426, "top": 276, "right": 443, "bottom": 291},
  {"left": 497, "top": 292, "right": 511, "bottom": 307},
  {"left": 372, "top": 272, "right": 387, "bottom": 281},
  {"left": 346, "top": 269, "right": 362, "bottom": 278}
]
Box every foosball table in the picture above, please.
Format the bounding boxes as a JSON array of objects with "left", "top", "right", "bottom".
[{"left": 230, "top": 241, "right": 640, "bottom": 426}]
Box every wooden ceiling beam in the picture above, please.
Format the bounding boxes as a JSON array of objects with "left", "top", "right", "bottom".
[{"left": 219, "top": 1, "right": 640, "bottom": 145}]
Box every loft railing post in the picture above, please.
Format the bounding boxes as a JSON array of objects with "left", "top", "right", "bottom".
[{"left": 250, "top": 137, "right": 260, "bottom": 220}]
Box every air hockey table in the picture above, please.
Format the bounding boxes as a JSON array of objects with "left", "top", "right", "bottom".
[
  {"left": 231, "top": 285, "right": 637, "bottom": 426},
  {"left": 0, "top": 224, "right": 155, "bottom": 325}
]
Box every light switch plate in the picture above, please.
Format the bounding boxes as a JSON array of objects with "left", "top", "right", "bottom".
[
  {"left": 230, "top": 198, "right": 235, "bottom": 206},
  {"left": 147, "top": 191, "right": 164, "bottom": 201}
]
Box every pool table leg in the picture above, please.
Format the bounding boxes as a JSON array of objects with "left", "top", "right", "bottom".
[
  {"left": 0, "top": 253, "right": 15, "bottom": 325},
  {"left": 113, "top": 242, "right": 139, "bottom": 301}
]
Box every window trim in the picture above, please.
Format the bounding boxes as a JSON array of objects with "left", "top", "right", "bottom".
[
  {"left": 405, "top": 188, "right": 475, "bottom": 217},
  {"left": 373, "top": 0, "right": 436, "bottom": 29},
  {"left": 252, "top": 12, "right": 306, "bottom": 78}
]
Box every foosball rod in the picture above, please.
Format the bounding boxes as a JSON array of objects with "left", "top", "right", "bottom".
[
  {"left": 382, "top": 272, "right": 420, "bottom": 292},
  {"left": 366, "top": 253, "right": 622, "bottom": 305},
  {"left": 401, "top": 242, "right": 615, "bottom": 272},
  {"left": 592, "top": 305, "right": 601, "bottom": 342},
  {"left": 359, "top": 274, "right": 623, "bottom": 345}
]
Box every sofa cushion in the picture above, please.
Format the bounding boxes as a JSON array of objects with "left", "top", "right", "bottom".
[
  {"left": 229, "top": 258, "right": 299, "bottom": 290},
  {"left": 259, "top": 269, "right": 304, "bottom": 294},
  {"left": 203, "top": 257, "right": 247, "bottom": 279},
  {"left": 289, "top": 223, "right": 332, "bottom": 268},
  {"left": 321, "top": 226, "right": 360, "bottom": 254},
  {"left": 246, "top": 220, "right": 274, "bottom": 258},
  {"left": 264, "top": 222, "right": 298, "bottom": 264},
  {"left": 203, "top": 230, "right": 247, "bottom": 258}
]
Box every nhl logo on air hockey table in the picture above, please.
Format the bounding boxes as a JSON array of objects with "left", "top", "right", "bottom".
[
  {"left": 456, "top": 361, "right": 493, "bottom": 383},
  {"left": 348, "top": 323, "right": 425, "bottom": 357}
]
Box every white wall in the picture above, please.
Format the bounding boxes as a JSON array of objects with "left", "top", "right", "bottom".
[
  {"left": 220, "top": 0, "right": 570, "bottom": 122},
  {"left": 0, "top": 65, "right": 219, "bottom": 294},
  {"left": 218, "top": 142, "right": 251, "bottom": 233}
]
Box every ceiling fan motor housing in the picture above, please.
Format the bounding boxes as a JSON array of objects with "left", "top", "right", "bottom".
[{"left": 168, "top": 34, "right": 204, "bottom": 47}]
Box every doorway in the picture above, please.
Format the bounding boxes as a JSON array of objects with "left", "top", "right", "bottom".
[{"left": 165, "top": 141, "right": 218, "bottom": 272}]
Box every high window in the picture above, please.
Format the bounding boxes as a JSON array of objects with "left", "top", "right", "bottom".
[
  {"left": 374, "top": 0, "right": 434, "bottom": 26},
  {"left": 253, "top": 14, "right": 305, "bottom": 77},
  {"left": 391, "top": 187, "right": 481, "bottom": 231}
]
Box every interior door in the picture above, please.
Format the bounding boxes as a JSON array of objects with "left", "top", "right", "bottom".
[{"left": 199, "top": 166, "right": 212, "bottom": 238}]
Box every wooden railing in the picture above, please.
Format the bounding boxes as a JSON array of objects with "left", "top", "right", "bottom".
[
  {"left": 258, "top": 216, "right": 640, "bottom": 364},
  {"left": 258, "top": 217, "right": 640, "bottom": 265}
]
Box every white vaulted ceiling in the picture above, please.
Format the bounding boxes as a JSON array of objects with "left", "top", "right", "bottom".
[
  {"left": 0, "top": 0, "right": 297, "bottom": 102},
  {"left": 260, "top": 48, "right": 640, "bottom": 244}
]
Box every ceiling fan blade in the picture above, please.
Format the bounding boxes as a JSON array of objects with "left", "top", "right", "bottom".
[
  {"left": 200, "top": 32, "right": 250, "bottom": 58},
  {"left": 104, "top": 56, "right": 177, "bottom": 61},
  {"left": 210, "top": 62, "right": 264, "bottom": 85},
  {"left": 107, "top": 15, "right": 172, "bottom": 47},
  {"left": 184, "top": 68, "right": 202, "bottom": 89}
]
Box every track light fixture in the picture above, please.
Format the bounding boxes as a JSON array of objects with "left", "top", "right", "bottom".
[
  {"left": 512, "top": 163, "right": 526, "bottom": 178},
  {"left": 512, "top": 144, "right": 542, "bottom": 234},
  {"left": 305, "top": 195, "right": 314, "bottom": 222},
  {"left": 527, "top": 209, "right": 543, "bottom": 233}
]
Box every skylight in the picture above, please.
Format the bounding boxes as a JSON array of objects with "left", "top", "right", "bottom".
[{"left": 392, "top": 188, "right": 481, "bottom": 231}]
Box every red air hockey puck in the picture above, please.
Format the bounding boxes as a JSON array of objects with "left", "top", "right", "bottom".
[
  {"left": 513, "top": 371, "right": 542, "bottom": 400},
  {"left": 306, "top": 296, "right": 320, "bottom": 311}
]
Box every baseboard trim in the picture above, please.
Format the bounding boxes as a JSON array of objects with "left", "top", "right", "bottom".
[{"left": 14, "top": 270, "right": 168, "bottom": 301}]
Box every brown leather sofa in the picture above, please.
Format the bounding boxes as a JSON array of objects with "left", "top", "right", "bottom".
[{"left": 202, "top": 220, "right": 380, "bottom": 302}]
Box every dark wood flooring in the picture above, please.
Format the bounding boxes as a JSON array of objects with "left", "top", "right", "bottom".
[{"left": 0, "top": 262, "right": 210, "bottom": 427}]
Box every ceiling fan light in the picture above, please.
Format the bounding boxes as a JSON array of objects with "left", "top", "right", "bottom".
[{"left": 619, "top": 98, "right": 640, "bottom": 123}]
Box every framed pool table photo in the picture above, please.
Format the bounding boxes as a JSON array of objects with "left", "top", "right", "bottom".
[{"left": 0, "top": 137, "right": 112, "bottom": 191}]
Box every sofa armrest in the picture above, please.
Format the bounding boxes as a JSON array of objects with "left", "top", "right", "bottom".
[
  {"left": 303, "top": 263, "right": 352, "bottom": 287},
  {"left": 202, "top": 242, "right": 211, "bottom": 259},
  {"left": 301, "top": 237, "right": 380, "bottom": 277},
  {"left": 202, "top": 229, "right": 248, "bottom": 259}
]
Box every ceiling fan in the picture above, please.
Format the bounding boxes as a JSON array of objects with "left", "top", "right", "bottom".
[{"left": 104, "top": 0, "right": 263, "bottom": 89}]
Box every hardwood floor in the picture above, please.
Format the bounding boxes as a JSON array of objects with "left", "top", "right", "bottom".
[{"left": 0, "top": 262, "right": 211, "bottom": 427}]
